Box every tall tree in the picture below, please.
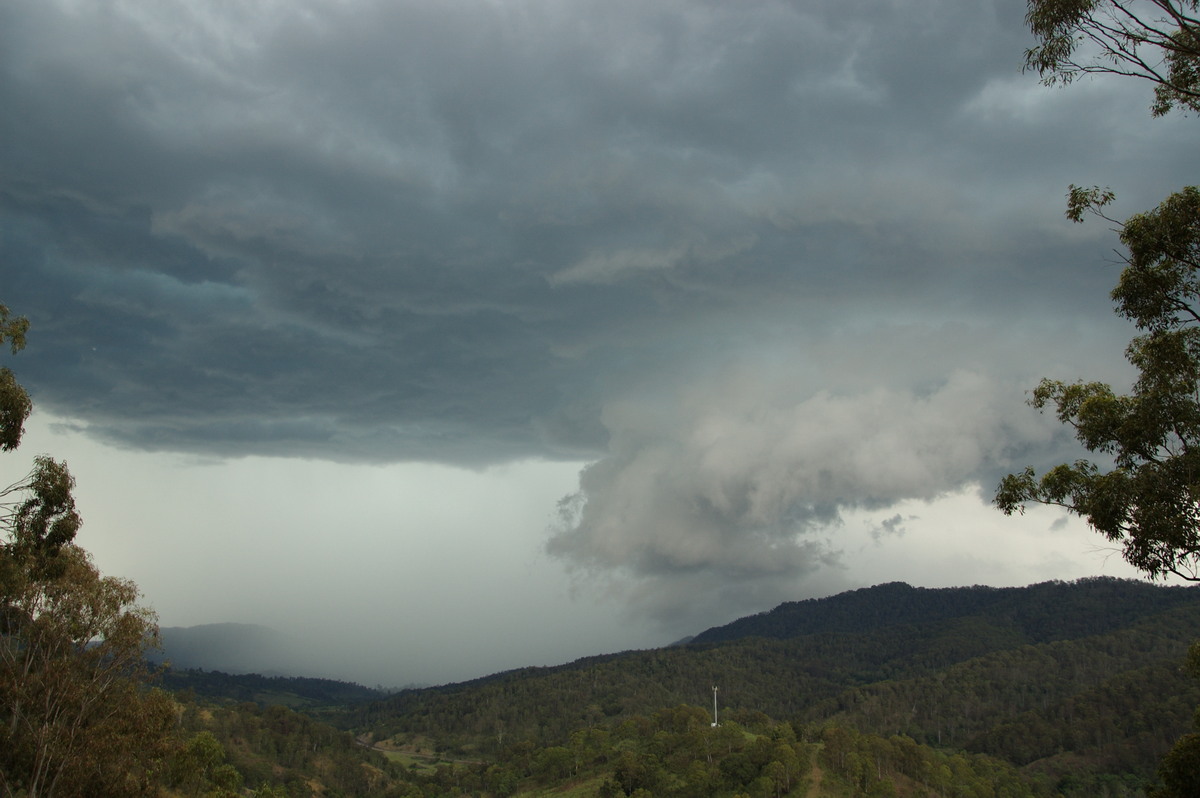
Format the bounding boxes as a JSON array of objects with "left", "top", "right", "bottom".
[
  {"left": 996, "top": 1, "right": 1200, "bottom": 582},
  {"left": 995, "top": 186, "right": 1200, "bottom": 581},
  {"left": 0, "top": 545, "right": 175, "bottom": 797},
  {"left": 0, "top": 304, "right": 174, "bottom": 797}
]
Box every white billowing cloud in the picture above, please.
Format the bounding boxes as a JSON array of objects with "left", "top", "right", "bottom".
[
  {"left": 841, "top": 486, "right": 1156, "bottom": 593},
  {"left": 548, "top": 362, "right": 1059, "bottom": 624}
]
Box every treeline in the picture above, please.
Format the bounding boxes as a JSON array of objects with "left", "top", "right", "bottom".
[
  {"left": 323, "top": 579, "right": 1200, "bottom": 793},
  {"left": 350, "top": 586, "right": 1200, "bottom": 772},
  {"left": 691, "top": 579, "right": 1200, "bottom": 647},
  {"left": 162, "top": 668, "right": 388, "bottom": 710}
]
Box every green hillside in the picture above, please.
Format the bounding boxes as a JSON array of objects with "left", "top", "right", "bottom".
[
  {"left": 151, "top": 578, "right": 1200, "bottom": 796},
  {"left": 160, "top": 668, "right": 388, "bottom": 710},
  {"left": 690, "top": 579, "right": 1200, "bottom": 645},
  {"left": 351, "top": 580, "right": 1200, "bottom": 755}
]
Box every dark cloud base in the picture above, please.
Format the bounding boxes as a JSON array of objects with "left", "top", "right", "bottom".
[{"left": 1, "top": 0, "right": 1192, "bottom": 621}]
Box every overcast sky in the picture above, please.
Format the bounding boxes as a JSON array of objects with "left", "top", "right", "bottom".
[{"left": 1, "top": 0, "right": 1194, "bottom": 687}]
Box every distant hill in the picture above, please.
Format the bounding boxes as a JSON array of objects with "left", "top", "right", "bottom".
[
  {"left": 151, "top": 622, "right": 307, "bottom": 676},
  {"left": 159, "top": 668, "right": 387, "bottom": 709}
]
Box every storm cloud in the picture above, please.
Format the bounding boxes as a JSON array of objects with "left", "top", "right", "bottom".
[
  {"left": 547, "top": 352, "right": 1079, "bottom": 625},
  {"left": 1, "top": 0, "right": 1193, "bottom": 643}
]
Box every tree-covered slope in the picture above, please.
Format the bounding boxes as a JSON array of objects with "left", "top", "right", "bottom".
[
  {"left": 161, "top": 668, "right": 388, "bottom": 709},
  {"left": 351, "top": 577, "right": 1200, "bottom": 781},
  {"left": 802, "top": 605, "right": 1200, "bottom": 777},
  {"left": 164, "top": 577, "right": 1200, "bottom": 793},
  {"left": 689, "top": 577, "right": 1199, "bottom": 645}
]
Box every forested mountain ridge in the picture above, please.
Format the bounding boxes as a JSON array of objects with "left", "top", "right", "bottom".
[
  {"left": 351, "top": 579, "right": 1200, "bottom": 764},
  {"left": 160, "top": 668, "right": 388, "bottom": 709},
  {"left": 689, "top": 577, "right": 1199, "bottom": 645}
]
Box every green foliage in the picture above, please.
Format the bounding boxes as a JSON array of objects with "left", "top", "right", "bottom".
[
  {"left": 0, "top": 544, "right": 176, "bottom": 797},
  {"left": 473, "top": 706, "right": 1045, "bottom": 797},
  {"left": 544, "top": 706, "right": 818, "bottom": 798},
  {"left": 1023, "top": 0, "right": 1200, "bottom": 116},
  {"left": 167, "top": 696, "right": 435, "bottom": 797},
  {"left": 1004, "top": 2, "right": 1200, "bottom": 584},
  {"left": 0, "top": 306, "right": 29, "bottom": 355},
  {"left": 1010, "top": 16, "right": 1200, "bottom": 789},
  {"left": 809, "top": 618, "right": 1200, "bottom": 783},
  {"left": 0, "top": 304, "right": 80, "bottom": 589},
  {"left": 2, "top": 456, "right": 83, "bottom": 576},
  {"left": 1150, "top": 642, "right": 1200, "bottom": 797},
  {"left": 0, "top": 304, "right": 30, "bottom": 454},
  {"left": 816, "top": 725, "right": 1042, "bottom": 797},
  {"left": 0, "top": 368, "right": 31, "bottom": 455},
  {"left": 0, "top": 299, "right": 175, "bottom": 797},
  {"left": 165, "top": 730, "right": 232, "bottom": 796},
  {"left": 997, "top": 186, "right": 1200, "bottom": 582},
  {"left": 1154, "top": 732, "right": 1200, "bottom": 796}
]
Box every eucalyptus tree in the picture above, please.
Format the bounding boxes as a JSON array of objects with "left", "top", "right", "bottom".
[
  {"left": 0, "top": 303, "right": 174, "bottom": 797},
  {"left": 996, "top": 1, "right": 1200, "bottom": 581},
  {"left": 995, "top": 187, "right": 1200, "bottom": 582},
  {"left": 1024, "top": 0, "right": 1200, "bottom": 116},
  {"left": 997, "top": 7, "right": 1200, "bottom": 786},
  {"left": 0, "top": 304, "right": 30, "bottom": 453}
]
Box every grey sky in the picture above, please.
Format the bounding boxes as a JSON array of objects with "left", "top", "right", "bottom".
[{"left": 1, "top": 0, "right": 1193, "bottom": 685}]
